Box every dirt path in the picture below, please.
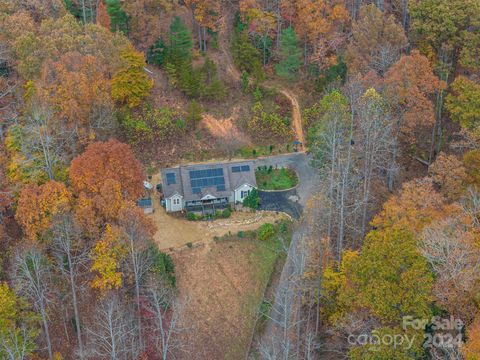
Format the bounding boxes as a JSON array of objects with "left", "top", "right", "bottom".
[
  {"left": 279, "top": 88, "right": 304, "bottom": 149},
  {"left": 218, "top": 6, "right": 241, "bottom": 83},
  {"left": 217, "top": 7, "right": 304, "bottom": 149}
]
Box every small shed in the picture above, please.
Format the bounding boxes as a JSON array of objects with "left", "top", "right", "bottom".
[{"left": 137, "top": 198, "right": 154, "bottom": 214}]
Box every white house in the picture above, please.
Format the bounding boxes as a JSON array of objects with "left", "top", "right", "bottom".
[{"left": 160, "top": 161, "right": 257, "bottom": 213}]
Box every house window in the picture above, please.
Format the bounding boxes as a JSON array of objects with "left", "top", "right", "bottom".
[
  {"left": 241, "top": 190, "right": 250, "bottom": 199},
  {"left": 173, "top": 198, "right": 180, "bottom": 205}
]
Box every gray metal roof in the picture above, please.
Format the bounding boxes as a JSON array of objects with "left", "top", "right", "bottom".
[
  {"left": 137, "top": 198, "right": 153, "bottom": 207},
  {"left": 161, "top": 160, "right": 256, "bottom": 201}
]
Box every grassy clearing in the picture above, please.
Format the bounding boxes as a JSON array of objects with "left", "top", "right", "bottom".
[
  {"left": 173, "top": 220, "right": 291, "bottom": 359},
  {"left": 256, "top": 166, "right": 299, "bottom": 190}
]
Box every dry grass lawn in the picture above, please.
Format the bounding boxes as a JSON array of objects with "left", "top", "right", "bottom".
[{"left": 172, "top": 231, "right": 287, "bottom": 360}]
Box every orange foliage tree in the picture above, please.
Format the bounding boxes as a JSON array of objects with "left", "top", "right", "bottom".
[
  {"left": 39, "top": 52, "right": 113, "bottom": 143},
  {"left": 345, "top": 4, "right": 407, "bottom": 75},
  {"left": 384, "top": 50, "right": 445, "bottom": 141},
  {"left": 15, "top": 181, "right": 71, "bottom": 241},
  {"left": 370, "top": 178, "right": 452, "bottom": 235},
  {"left": 69, "top": 139, "right": 144, "bottom": 203},
  {"left": 294, "top": 0, "right": 349, "bottom": 67},
  {"left": 428, "top": 152, "right": 466, "bottom": 201},
  {"left": 74, "top": 179, "right": 127, "bottom": 238},
  {"left": 463, "top": 316, "right": 480, "bottom": 360},
  {"left": 96, "top": 0, "right": 111, "bottom": 30}
]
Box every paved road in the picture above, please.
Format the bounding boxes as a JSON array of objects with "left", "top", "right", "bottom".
[{"left": 249, "top": 153, "right": 321, "bottom": 357}]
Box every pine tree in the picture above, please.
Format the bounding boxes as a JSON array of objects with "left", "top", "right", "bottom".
[
  {"left": 169, "top": 16, "right": 193, "bottom": 64},
  {"left": 105, "top": 0, "right": 129, "bottom": 34},
  {"left": 232, "top": 30, "right": 265, "bottom": 82},
  {"left": 178, "top": 64, "right": 203, "bottom": 99},
  {"left": 200, "top": 58, "right": 226, "bottom": 99},
  {"left": 275, "top": 27, "right": 302, "bottom": 80},
  {"left": 186, "top": 100, "right": 203, "bottom": 130},
  {"left": 147, "top": 37, "right": 169, "bottom": 66}
]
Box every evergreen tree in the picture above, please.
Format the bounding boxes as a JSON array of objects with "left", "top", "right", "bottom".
[
  {"left": 232, "top": 30, "right": 265, "bottom": 82},
  {"left": 275, "top": 27, "right": 302, "bottom": 80},
  {"left": 169, "top": 16, "right": 193, "bottom": 63},
  {"left": 201, "top": 58, "right": 226, "bottom": 99},
  {"left": 147, "top": 37, "right": 169, "bottom": 66},
  {"left": 186, "top": 100, "right": 203, "bottom": 130},
  {"left": 178, "top": 63, "right": 204, "bottom": 98},
  {"left": 106, "top": 0, "right": 129, "bottom": 34}
]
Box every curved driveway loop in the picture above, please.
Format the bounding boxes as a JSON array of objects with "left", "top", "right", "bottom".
[{"left": 255, "top": 153, "right": 320, "bottom": 219}]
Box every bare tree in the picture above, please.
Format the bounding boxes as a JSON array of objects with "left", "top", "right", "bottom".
[
  {"left": 310, "top": 90, "right": 359, "bottom": 259},
  {"left": 357, "top": 89, "right": 394, "bottom": 238},
  {"left": 119, "top": 207, "right": 157, "bottom": 351},
  {"left": 0, "top": 42, "right": 16, "bottom": 140},
  {"left": 13, "top": 247, "right": 54, "bottom": 360},
  {"left": 0, "top": 325, "right": 36, "bottom": 360},
  {"left": 143, "top": 280, "right": 189, "bottom": 359},
  {"left": 86, "top": 295, "right": 139, "bottom": 360},
  {"left": 51, "top": 214, "right": 89, "bottom": 360},
  {"left": 22, "top": 101, "right": 65, "bottom": 180},
  {"left": 420, "top": 215, "right": 480, "bottom": 319}
]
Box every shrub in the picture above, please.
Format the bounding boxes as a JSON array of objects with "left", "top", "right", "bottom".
[
  {"left": 258, "top": 223, "right": 275, "bottom": 241},
  {"left": 148, "top": 245, "right": 176, "bottom": 287},
  {"left": 222, "top": 208, "right": 232, "bottom": 218},
  {"left": 237, "top": 230, "right": 246, "bottom": 238},
  {"left": 259, "top": 299, "right": 272, "bottom": 320},
  {"left": 243, "top": 188, "right": 260, "bottom": 210},
  {"left": 279, "top": 220, "right": 288, "bottom": 234},
  {"left": 186, "top": 212, "right": 196, "bottom": 221},
  {"left": 186, "top": 242, "right": 193, "bottom": 248}
]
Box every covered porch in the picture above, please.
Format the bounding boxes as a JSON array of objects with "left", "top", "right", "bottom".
[{"left": 185, "top": 197, "right": 230, "bottom": 214}]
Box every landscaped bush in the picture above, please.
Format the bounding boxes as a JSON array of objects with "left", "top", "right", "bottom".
[
  {"left": 222, "top": 208, "right": 232, "bottom": 218},
  {"left": 186, "top": 212, "right": 196, "bottom": 221},
  {"left": 258, "top": 223, "right": 275, "bottom": 241},
  {"left": 243, "top": 188, "right": 260, "bottom": 210}
]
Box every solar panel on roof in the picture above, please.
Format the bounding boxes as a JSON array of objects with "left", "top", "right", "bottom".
[
  {"left": 189, "top": 167, "right": 226, "bottom": 193},
  {"left": 241, "top": 165, "right": 250, "bottom": 172},
  {"left": 217, "top": 185, "right": 225, "bottom": 191},
  {"left": 232, "top": 166, "right": 241, "bottom": 173}
]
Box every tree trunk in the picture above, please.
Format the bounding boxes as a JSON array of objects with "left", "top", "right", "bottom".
[
  {"left": 40, "top": 302, "right": 53, "bottom": 360},
  {"left": 67, "top": 251, "right": 84, "bottom": 359},
  {"left": 81, "top": 0, "right": 87, "bottom": 24}
]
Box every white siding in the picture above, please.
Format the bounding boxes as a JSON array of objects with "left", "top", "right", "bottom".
[
  {"left": 234, "top": 184, "right": 254, "bottom": 203},
  {"left": 166, "top": 194, "right": 184, "bottom": 212}
]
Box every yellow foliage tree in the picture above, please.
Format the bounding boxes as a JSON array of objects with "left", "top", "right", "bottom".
[
  {"left": 111, "top": 49, "right": 153, "bottom": 108},
  {"left": 90, "top": 224, "right": 127, "bottom": 293}
]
